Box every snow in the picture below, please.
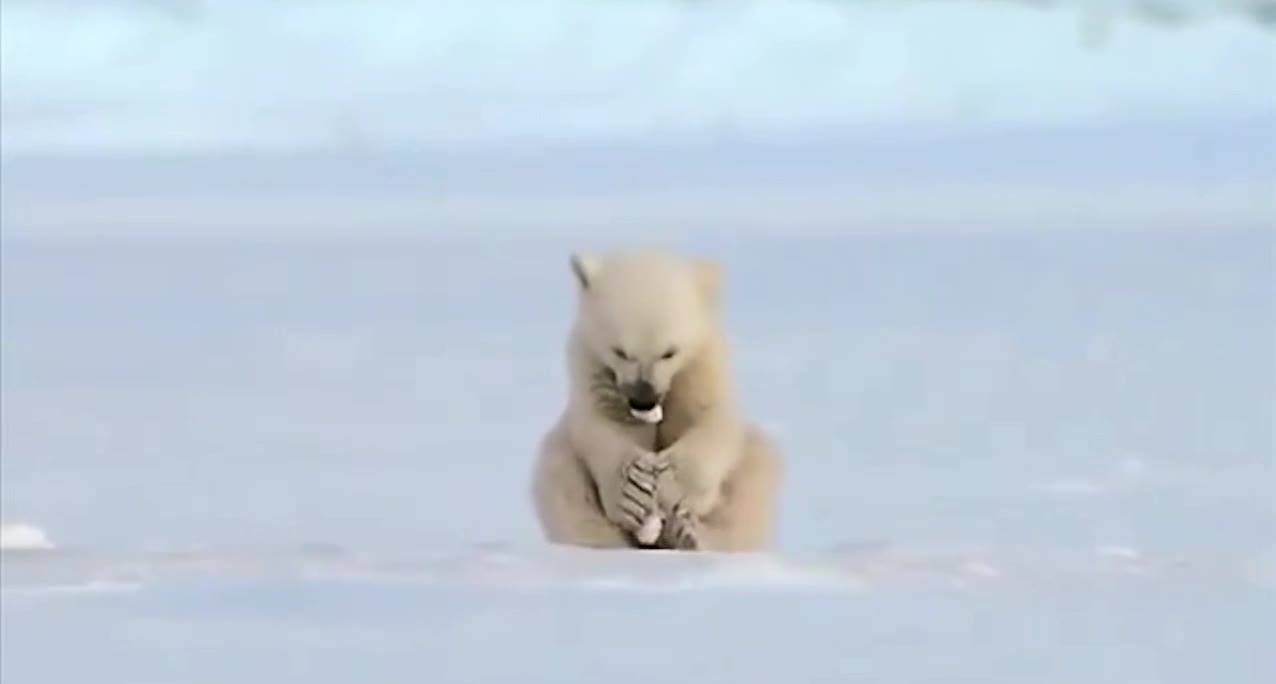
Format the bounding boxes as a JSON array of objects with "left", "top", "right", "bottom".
[
  {"left": 3, "top": 231, "right": 1272, "bottom": 683},
  {"left": 0, "top": 523, "right": 54, "bottom": 551},
  {"left": 2, "top": 0, "right": 1275, "bottom": 682},
  {"left": 4, "top": 544, "right": 1275, "bottom": 682},
  {"left": 3, "top": 0, "right": 1274, "bottom": 240}
]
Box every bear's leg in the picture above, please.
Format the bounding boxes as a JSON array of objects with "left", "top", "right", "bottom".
[
  {"left": 686, "top": 423, "right": 784, "bottom": 552},
  {"left": 532, "top": 427, "right": 637, "bottom": 549}
]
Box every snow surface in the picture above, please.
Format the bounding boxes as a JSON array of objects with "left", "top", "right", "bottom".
[
  {"left": 3, "top": 231, "right": 1273, "bottom": 683},
  {"left": 2, "top": 0, "right": 1275, "bottom": 682}
]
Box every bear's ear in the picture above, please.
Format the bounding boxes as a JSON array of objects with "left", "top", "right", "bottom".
[
  {"left": 569, "top": 253, "right": 600, "bottom": 291},
  {"left": 695, "top": 259, "right": 724, "bottom": 307}
]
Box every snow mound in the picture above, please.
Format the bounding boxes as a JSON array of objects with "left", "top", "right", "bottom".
[{"left": 0, "top": 523, "right": 54, "bottom": 551}]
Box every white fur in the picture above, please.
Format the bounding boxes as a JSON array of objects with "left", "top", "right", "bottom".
[
  {"left": 531, "top": 249, "right": 785, "bottom": 551},
  {"left": 635, "top": 515, "right": 664, "bottom": 545}
]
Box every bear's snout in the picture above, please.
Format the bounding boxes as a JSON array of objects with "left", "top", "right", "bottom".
[{"left": 624, "top": 380, "right": 662, "bottom": 412}]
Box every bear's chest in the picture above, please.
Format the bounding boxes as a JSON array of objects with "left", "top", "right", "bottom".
[
  {"left": 611, "top": 400, "right": 695, "bottom": 451},
  {"left": 653, "top": 408, "right": 694, "bottom": 451}
]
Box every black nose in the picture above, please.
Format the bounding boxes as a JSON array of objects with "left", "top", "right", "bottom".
[{"left": 626, "top": 381, "right": 660, "bottom": 412}]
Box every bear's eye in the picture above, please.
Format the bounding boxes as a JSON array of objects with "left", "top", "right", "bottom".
[
  {"left": 660, "top": 347, "right": 678, "bottom": 360},
  {"left": 612, "top": 347, "right": 631, "bottom": 361}
]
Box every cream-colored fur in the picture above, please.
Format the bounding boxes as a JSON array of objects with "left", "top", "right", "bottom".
[{"left": 530, "top": 249, "right": 783, "bottom": 551}]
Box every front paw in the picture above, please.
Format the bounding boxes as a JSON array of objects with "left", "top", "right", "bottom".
[
  {"left": 654, "top": 446, "right": 719, "bottom": 519},
  {"left": 616, "top": 450, "right": 669, "bottom": 540}
]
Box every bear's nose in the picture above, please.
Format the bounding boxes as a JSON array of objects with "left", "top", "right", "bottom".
[{"left": 625, "top": 381, "right": 661, "bottom": 412}]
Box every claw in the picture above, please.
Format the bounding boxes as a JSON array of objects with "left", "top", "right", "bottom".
[
  {"left": 664, "top": 502, "right": 701, "bottom": 551},
  {"left": 626, "top": 470, "right": 656, "bottom": 495},
  {"left": 621, "top": 496, "right": 651, "bottom": 527},
  {"left": 630, "top": 461, "right": 663, "bottom": 479}
]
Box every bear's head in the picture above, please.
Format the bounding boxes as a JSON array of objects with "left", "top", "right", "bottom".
[{"left": 568, "top": 249, "right": 722, "bottom": 423}]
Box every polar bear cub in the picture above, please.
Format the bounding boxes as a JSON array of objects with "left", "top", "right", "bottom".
[{"left": 530, "top": 249, "right": 783, "bottom": 551}]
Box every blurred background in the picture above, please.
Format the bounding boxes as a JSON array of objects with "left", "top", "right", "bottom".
[
  {"left": 3, "top": 1, "right": 1274, "bottom": 239},
  {"left": 1, "top": 2, "right": 1274, "bottom": 683}
]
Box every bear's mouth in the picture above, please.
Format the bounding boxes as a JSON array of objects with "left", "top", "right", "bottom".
[
  {"left": 626, "top": 396, "right": 659, "bottom": 413},
  {"left": 623, "top": 381, "right": 664, "bottom": 424},
  {"left": 628, "top": 404, "right": 663, "bottom": 424},
  {"left": 591, "top": 364, "right": 665, "bottom": 424},
  {"left": 627, "top": 394, "right": 663, "bottom": 424}
]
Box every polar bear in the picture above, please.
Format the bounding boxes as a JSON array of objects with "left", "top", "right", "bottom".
[{"left": 530, "top": 249, "right": 783, "bottom": 551}]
